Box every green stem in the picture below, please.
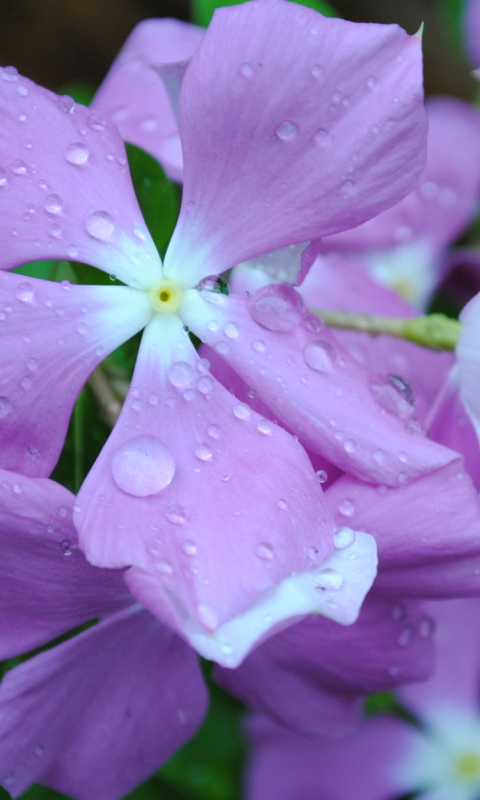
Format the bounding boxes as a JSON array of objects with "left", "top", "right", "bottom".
[
  {"left": 72, "top": 388, "right": 86, "bottom": 493},
  {"left": 312, "top": 309, "right": 461, "bottom": 352}
]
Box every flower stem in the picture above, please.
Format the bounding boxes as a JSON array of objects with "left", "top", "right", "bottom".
[{"left": 312, "top": 309, "right": 461, "bottom": 352}]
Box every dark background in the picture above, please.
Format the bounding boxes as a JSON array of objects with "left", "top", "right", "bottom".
[{"left": 0, "top": 0, "right": 476, "bottom": 99}]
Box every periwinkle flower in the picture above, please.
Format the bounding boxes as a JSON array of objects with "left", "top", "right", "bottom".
[{"left": 0, "top": 0, "right": 450, "bottom": 663}]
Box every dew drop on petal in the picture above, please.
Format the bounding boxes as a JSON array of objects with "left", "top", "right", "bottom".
[
  {"left": 165, "top": 503, "right": 187, "bottom": 525},
  {"left": 224, "top": 322, "right": 240, "bottom": 339},
  {"left": 16, "top": 282, "right": 35, "bottom": 302},
  {"left": 11, "top": 159, "right": 27, "bottom": 175},
  {"left": 57, "top": 95, "right": 75, "bottom": 113},
  {"left": 207, "top": 424, "right": 220, "bottom": 440},
  {"left": 315, "top": 567, "right": 344, "bottom": 591},
  {"left": 111, "top": 436, "right": 175, "bottom": 497},
  {"left": 391, "top": 604, "right": 407, "bottom": 621},
  {"left": 169, "top": 361, "right": 194, "bottom": 389},
  {"left": 240, "top": 62, "right": 253, "bottom": 78},
  {"left": 0, "top": 397, "right": 11, "bottom": 418},
  {"left": 1, "top": 66, "right": 18, "bottom": 81},
  {"left": 156, "top": 561, "right": 173, "bottom": 575},
  {"left": 397, "top": 627, "right": 412, "bottom": 647},
  {"left": 334, "top": 527, "right": 356, "bottom": 549},
  {"left": 418, "top": 617, "right": 435, "bottom": 638},
  {"left": 182, "top": 539, "right": 197, "bottom": 556},
  {"left": 316, "top": 470, "right": 328, "bottom": 483},
  {"left": 247, "top": 285, "right": 306, "bottom": 332},
  {"left": 255, "top": 542, "right": 274, "bottom": 560},
  {"left": 195, "top": 443, "right": 213, "bottom": 461},
  {"left": 44, "top": 194, "right": 63, "bottom": 215},
  {"left": 0, "top": 168, "right": 7, "bottom": 187},
  {"left": 65, "top": 142, "right": 90, "bottom": 165},
  {"left": 233, "top": 403, "right": 251, "bottom": 420},
  {"left": 86, "top": 211, "right": 115, "bottom": 241},
  {"left": 303, "top": 340, "right": 336, "bottom": 372},
  {"left": 257, "top": 418, "right": 273, "bottom": 435},
  {"left": 338, "top": 498, "right": 355, "bottom": 517},
  {"left": 276, "top": 121, "right": 298, "bottom": 140},
  {"left": 276, "top": 499, "right": 287, "bottom": 510},
  {"left": 87, "top": 111, "right": 107, "bottom": 131},
  {"left": 197, "top": 376, "right": 214, "bottom": 394}
]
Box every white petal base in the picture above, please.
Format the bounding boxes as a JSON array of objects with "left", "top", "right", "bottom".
[{"left": 183, "top": 531, "right": 377, "bottom": 668}]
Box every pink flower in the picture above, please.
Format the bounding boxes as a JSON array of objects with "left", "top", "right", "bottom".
[{"left": 0, "top": 0, "right": 437, "bottom": 662}]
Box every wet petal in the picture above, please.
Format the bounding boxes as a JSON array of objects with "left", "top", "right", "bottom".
[
  {"left": 0, "top": 67, "right": 161, "bottom": 287},
  {"left": 92, "top": 19, "right": 203, "bottom": 181},
  {"left": 164, "top": 0, "right": 427, "bottom": 285},
  {"left": 326, "top": 459, "right": 480, "bottom": 597},
  {"left": 75, "top": 313, "right": 347, "bottom": 666},
  {"left": 215, "top": 595, "right": 434, "bottom": 737},
  {"left": 457, "top": 292, "right": 480, "bottom": 447},
  {"left": 320, "top": 97, "right": 480, "bottom": 257},
  {"left": 0, "top": 468, "right": 130, "bottom": 659},
  {"left": 246, "top": 714, "right": 419, "bottom": 800},
  {"left": 0, "top": 273, "right": 151, "bottom": 476},
  {"left": 182, "top": 289, "right": 456, "bottom": 486},
  {"left": 0, "top": 606, "right": 207, "bottom": 800}
]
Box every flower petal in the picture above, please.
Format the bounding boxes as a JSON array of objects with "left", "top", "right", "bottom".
[
  {"left": 457, "top": 291, "right": 480, "bottom": 446},
  {"left": 320, "top": 98, "right": 480, "bottom": 257},
  {"left": 128, "top": 529, "right": 377, "bottom": 667},
  {"left": 92, "top": 19, "right": 203, "bottom": 182},
  {"left": 164, "top": 0, "right": 427, "bottom": 285},
  {"left": 75, "top": 313, "right": 342, "bottom": 665},
  {"left": 465, "top": 0, "right": 480, "bottom": 67},
  {"left": 0, "top": 605, "right": 207, "bottom": 800},
  {"left": 182, "top": 289, "right": 457, "bottom": 486},
  {"left": 0, "top": 67, "right": 161, "bottom": 287},
  {"left": 0, "top": 274, "right": 151, "bottom": 476},
  {"left": 326, "top": 459, "right": 480, "bottom": 597},
  {"left": 245, "top": 714, "right": 419, "bottom": 800},
  {"left": 0, "top": 468, "right": 130, "bottom": 659},
  {"left": 215, "top": 595, "right": 434, "bottom": 737}
]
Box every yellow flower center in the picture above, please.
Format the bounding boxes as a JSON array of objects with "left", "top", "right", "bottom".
[
  {"left": 148, "top": 280, "right": 183, "bottom": 314},
  {"left": 456, "top": 752, "right": 480, "bottom": 781}
]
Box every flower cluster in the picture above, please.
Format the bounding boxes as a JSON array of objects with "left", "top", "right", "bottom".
[{"left": 2, "top": 0, "right": 480, "bottom": 798}]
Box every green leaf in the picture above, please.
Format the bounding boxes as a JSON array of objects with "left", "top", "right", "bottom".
[
  {"left": 125, "top": 143, "right": 180, "bottom": 259},
  {"left": 438, "top": 0, "right": 466, "bottom": 50},
  {"left": 191, "top": 0, "right": 338, "bottom": 28},
  {"left": 58, "top": 81, "right": 97, "bottom": 107}
]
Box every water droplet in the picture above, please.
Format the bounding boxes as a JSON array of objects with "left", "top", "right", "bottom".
[
  {"left": 344, "top": 439, "right": 356, "bottom": 453},
  {"left": 182, "top": 539, "right": 197, "bottom": 556},
  {"left": 15, "top": 281, "right": 34, "bottom": 303},
  {"left": 57, "top": 95, "right": 75, "bottom": 113},
  {"left": 418, "top": 617, "right": 435, "bottom": 638},
  {"left": 0, "top": 168, "right": 7, "bottom": 187},
  {"left": 419, "top": 181, "right": 438, "bottom": 200},
  {"left": 311, "top": 64, "right": 322, "bottom": 77},
  {"left": 86, "top": 210, "right": 115, "bottom": 241},
  {"left": 315, "top": 567, "right": 344, "bottom": 591},
  {"left": 338, "top": 498, "right": 355, "bottom": 517},
  {"left": 169, "top": 361, "right": 194, "bottom": 389},
  {"left": 373, "top": 449, "right": 386, "bottom": 465},
  {"left": 314, "top": 129, "right": 329, "bottom": 144},
  {"left": 156, "top": 561, "right": 173, "bottom": 575},
  {"left": 370, "top": 374, "right": 415, "bottom": 420},
  {"left": 255, "top": 542, "right": 274, "bottom": 560},
  {"left": 397, "top": 626, "right": 412, "bottom": 647},
  {"left": 207, "top": 424, "right": 220, "bottom": 439},
  {"left": 183, "top": 389, "right": 195, "bottom": 402},
  {"left": 165, "top": 503, "right": 187, "bottom": 525},
  {"left": 27, "top": 357, "right": 38, "bottom": 371},
  {"left": 220, "top": 471, "right": 230, "bottom": 481},
  {"left": 12, "top": 482, "right": 22, "bottom": 494},
  {"left": 2, "top": 66, "right": 18, "bottom": 81},
  {"left": 224, "top": 321, "right": 240, "bottom": 339},
  {"left": 257, "top": 418, "right": 273, "bottom": 435},
  {"left": 49, "top": 222, "right": 61, "bottom": 238},
  {"left": 65, "top": 142, "right": 89, "bottom": 165},
  {"left": 215, "top": 341, "right": 229, "bottom": 355},
  {"left": 44, "top": 194, "right": 63, "bottom": 215},
  {"left": 367, "top": 75, "right": 377, "bottom": 89},
  {"left": 247, "top": 285, "right": 306, "bottom": 331},
  {"left": 196, "top": 275, "right": 229, "bottom": 295},
  {"left": 276, "top": 499, "right": 287, "bottom": 510},
  {"left": 240, "top": 62, "right": 253, "bottom": 77},
  {"left": 303, "top": 340, "right": 336, "bottom": 372},
  {"left": 0, "top": 397, "right": 11, "bottom": 418},
  {"left": 398, "top": 452, "right": 408, "bottom": 463},
  {"left": 253, "top": 340, "right": 266, "bottom": 353},
  {"left": 276, "top": 121, "right": 298, "bottom": 141},
  {"left": 148, "top": 394, "right": 158, "bottom": 405},
  {"left": 11, "top": 159, "right": 27, "bottom": 175},
  {"left": 197, "top": 376, "right": 214, "bottom": 394},
  {"left": 233, "top": 403, "right": 250, "bottom": 420},
  {"left": 60, "top": 539, "right": 73, "bottom": 556},
  {"left": 111, "top": 436, "right": 175, "bottom": 497},
  {"left": 88, "top": 111, "right": 107, "bottom": 131},
  {"left": 316, "top": 470, "right": 328, "bottom": 483},
  {"left": 195, "top": 443, "right": 213, "bottom": 461},
  {"left": 197, "top": 603, "right": 218, "bottom": 631},
  {"left": 67, "top": 245, "right": 79, "bottom": 259},
  {"left": 391, "top": 604, "right": 407, "bottom": 621},
  {"left": 334, "top": 527, "right": 356, "bottom": 549}
]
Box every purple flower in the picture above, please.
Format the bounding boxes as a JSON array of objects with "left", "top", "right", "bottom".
[
  {"left": 0, "top": 468, "right": 207, "bottom": 800},
  {"left": 245, "top": 599, "right": 480, "bottom": 800},
  {"left": 0, "top": 0, "right": 437, "bottom": 661}
]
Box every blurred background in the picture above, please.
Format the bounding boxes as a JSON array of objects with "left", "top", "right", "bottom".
[{"left": 0, "top": 0, "right": 476, "bottom": 99}]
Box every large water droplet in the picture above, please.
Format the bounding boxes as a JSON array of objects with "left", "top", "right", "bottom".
[
  {"left": 165, "top": 503, "right": 187, "bottom": 524},
  {"left": 224, "top": 321, "right": 240, "bottom": 339},
  {"left": 303, "top": 340, "right": 336, "bottom": 372},
  {"left": 276, "top": 121, "right": 298, "bottom": 141},
  {"left": 57, "top": 95, "right": 75, "bottom": 113},
  {"left": 16, "top": 282, "right": 35, "bottom": 302},
  {"left": 169, "top": 361, "right": 194, "bottom": 389},
  {"left": 196, "top": 275, "right": 229, "bottom": 295},
  {"left": 247, "top": 285, "right": 306, "bottom": 332},
  {"left": 369, "top": 374, "right": 415, "bottom": 420},
  {"left": 86, "top": 211, "right": 115, "bottom": 241},
  {"left": 111, "top": 436, "right": 175, "bottom": 497},
  {"left": 65, "top": 142, "right": 89, "bottom": 165},
  {"left": 44, "top": 194, "right": 63, "bottom": 215},
  {"left": 0, "top": 397, "right": 11, "bottom": 418},
  {"left": 315, "top": 567, "right": 344, "bottom": 591},
  {"left": 334, "top": 527, "right": 356, "bottom": 549}
]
